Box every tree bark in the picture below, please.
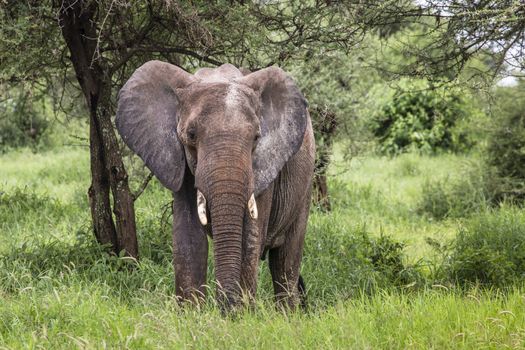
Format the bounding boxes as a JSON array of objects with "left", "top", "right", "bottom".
[
  {"left": 87, "top": 96, "right": 118, "bottom": 249},
  {"left": 312, "top": 107, "right": 338, "bottom": 212},
  {"left": 57, "top": 1, "right": 138, "bottom": 258},
  {"left": 313, "top": 169, "right": 331, "bottom": 211}
]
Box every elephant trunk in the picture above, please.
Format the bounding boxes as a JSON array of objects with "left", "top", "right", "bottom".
[
  {"left": 209, "top": 184, "right": 246, "bottom": 307},
  {"left": 196, "top": 138, "right": 253, "bottom": 309}
]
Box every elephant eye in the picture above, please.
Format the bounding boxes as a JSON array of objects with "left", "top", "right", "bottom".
[{"left": 187, "top": 128, "right": 197, "bottom": 142}]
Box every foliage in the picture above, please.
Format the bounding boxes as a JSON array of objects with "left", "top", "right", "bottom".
[
  {"left": 416, "top": 80, "right": 525, "bottom": 217},
  {"left": 304, "top": 218, "right": 422, "bottom": 300},
  {"left": 368, "top": 1, "right": 525, "bottom": 81},
  {"left": 288, "top": 49, "right": 381, "bottom": 210},
  {"left": 370, "top": 79, "right": 478, "bottom": 155},
  {"left": 417, "top": 160, "right": 491, "bottom": 220},
  {"left": 0, "top": 2, "right": 61, "bottom": 83},
  {"left": 375, "top": 19, "right": 464, "bottom": 81},
  {"left": 290, "top": 47, "right": 383, "bottom": 158},
  {"left": 0, "top": 90, "right": 50, "bottom": 152},
  {"left": 486, "top": 81, "right": 525, "bottom": 203},
  {"left": 435, "top": 206, "right": 525, "bottom": 288}
]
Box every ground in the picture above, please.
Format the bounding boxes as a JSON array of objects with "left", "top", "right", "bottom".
[{"left": 1, "top": 147, "right": 524, "bottom": 349}]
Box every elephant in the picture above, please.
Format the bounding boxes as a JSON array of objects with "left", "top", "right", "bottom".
[{"left": 115, "top": 60, "right": 315, "bottom": 310}]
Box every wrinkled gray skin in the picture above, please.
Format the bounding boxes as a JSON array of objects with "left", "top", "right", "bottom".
[{"left": 116, "top": 61, "right": 315, "bottom": 309}]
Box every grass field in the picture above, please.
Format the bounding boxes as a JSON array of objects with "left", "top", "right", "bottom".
[{"left": 1, "top": 147, "right": 525, "bottom": 349}]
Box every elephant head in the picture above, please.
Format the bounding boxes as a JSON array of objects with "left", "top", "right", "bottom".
[{"left": 116, "top": 61, "right": 307, "bottom": 306}]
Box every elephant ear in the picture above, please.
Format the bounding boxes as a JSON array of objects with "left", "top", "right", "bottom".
[
  {"left": 116, "top": 60, "right": 195, "bottom": 192},
  {"left": 240, "top": 67, "right": 308, "bottom": 195}
]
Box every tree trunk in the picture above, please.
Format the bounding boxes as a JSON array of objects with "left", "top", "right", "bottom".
[
  {"left": 312, "top": 107, "right": 338, "bottom": 212},
  {"left": 57, "top": 1, "right": 138, "bottom": 258},
  {"left": 97, "top": 81, "right": 139, "bottom": 257},
  {"left": 87, "top": 96, "right": 118, "bottom": 249},
  {"left": 313, "top": 170, "right": 331, "bottom": 211}
]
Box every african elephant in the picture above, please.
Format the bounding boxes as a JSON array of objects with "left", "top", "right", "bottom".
[{"left": 116, "top": 61, "right": 315, "bottom": 309}]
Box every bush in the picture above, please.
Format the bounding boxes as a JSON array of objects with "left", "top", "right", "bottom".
[
  {"left": 435, "top": 206, "right": 525, "bottom": 287},
  {"left": 486, "top": 81, "right": 525, "bottom": 203},
  {"left": 302, "top": 214, "right": 423, "bottom": 302},
  {"left": 417, "top": 161, "right": 490, "bottom": 220},
  {"left": 0, "top": 92, "right": 50, "bottom": 152},
  {"left": 370, "top": 79, "right": 478, "bottom": 155}
]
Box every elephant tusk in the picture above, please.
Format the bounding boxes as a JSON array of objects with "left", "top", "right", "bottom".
[
  {"left": 248, "top": 193, "right": 258, "bottom": 220},
  {"left": 197, "top": 190, "right": 208, "bottom": 226}
]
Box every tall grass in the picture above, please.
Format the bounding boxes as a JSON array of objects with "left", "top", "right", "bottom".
[
  {"left": 2, "top": 148, "right": 525, "bottom": 348},
  {"left": 433, "top": 206, "right": 525, "bottom": 287}
]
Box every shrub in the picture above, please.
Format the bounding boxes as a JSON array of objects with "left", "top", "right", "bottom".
[
  {"left": 301, "top": 215, "right": 423, "bottom": 302},
  {"left": 435, "top": 206, "right": 525, "bottom": 287},
  {"left": 0, "top": 92, "right": 50, "bottom": 152},
  {"left": 486, "top": 81, "right": 525, "bottom": 203},
  {"left": 417, "top": 160, "right": 490, "bottom": 219},
  {"left": 370, "top": 79, "right": 477, "bottom": 155},
  {"left": 367, "top": 234, "right": 411, "bottom": 283}
]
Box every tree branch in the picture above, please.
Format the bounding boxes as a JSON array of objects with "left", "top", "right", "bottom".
[{"left": 132, "top": 172, "right": 154, "bottom": 201}]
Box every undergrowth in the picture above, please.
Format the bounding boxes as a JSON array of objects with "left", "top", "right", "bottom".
[{"left": 2, "top": 149, "right": 525, "bottom": 348}]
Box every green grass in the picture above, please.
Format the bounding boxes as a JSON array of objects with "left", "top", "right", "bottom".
[
  {"left": 1, "top": 147, "right": 525, "bottom": 349},
  {"left": 2, "top": 286, "right": 525, "bottom": 348},
  {"left": 328, "top": 151, "right": 473, "bottom": 261}
]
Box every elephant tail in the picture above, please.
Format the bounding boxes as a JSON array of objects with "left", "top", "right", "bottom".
[{"left": 298, "top": 275, "right": 307, "bottom": 311}]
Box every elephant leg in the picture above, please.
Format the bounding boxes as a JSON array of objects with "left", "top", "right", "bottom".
[
  {"left": 240, "top": 187, "right": 273, "bottom": 302},
  {"left": 172, "top": 173, "right": 208, "bottom": 303},
  {"left": 268, "top": 203, "right": 309, "bottom": 309}
]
